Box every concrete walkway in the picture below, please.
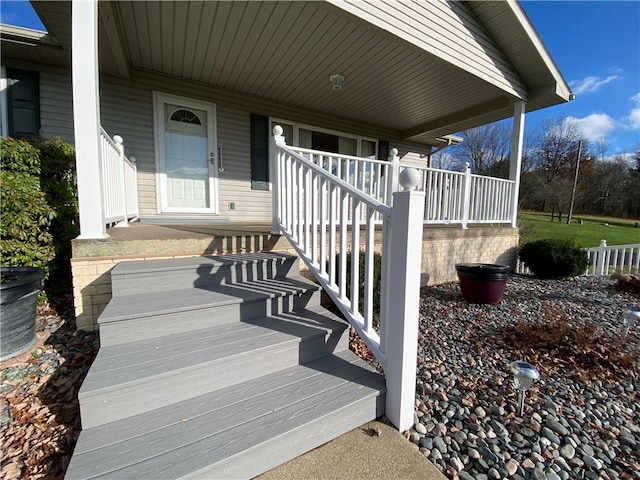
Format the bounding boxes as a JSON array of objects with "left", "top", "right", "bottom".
[{"left": 256, "top": 419, "right": 446, "bottom": 480}]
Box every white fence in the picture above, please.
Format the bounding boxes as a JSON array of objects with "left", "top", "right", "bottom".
[
  {"left": 585, "top": 240, "right": 640, "bottom": 276},
  {"left": 100, "top": 128, "right": 138, "bottom": 227},
  {"left": 516, "top": 239, "right": 640, "bottom": 276},
  {"left": 272, "top": 126, "right": 424, "bottom": 431}
]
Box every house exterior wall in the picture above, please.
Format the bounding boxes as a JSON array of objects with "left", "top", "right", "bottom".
[
  {"left": 71, "top": 226, "right": 518, "bottom": 331},
  {"left": 4, "top": 61, "right": 433, "bottom": 222}
]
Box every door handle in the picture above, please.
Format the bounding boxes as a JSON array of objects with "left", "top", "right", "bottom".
[
  {"left": 218, "top": 143, "right": 224, "bottom": 172},
  {"left": 209, "top": 151, "right": 215, "bottom": 165}
]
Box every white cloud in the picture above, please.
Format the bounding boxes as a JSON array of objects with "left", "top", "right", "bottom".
[
  {"left": 565, "top": 113, "right": 616, "bottom": 142},
  {"left": 569, "top": 75, "right": 620, "bottom": 95},
  {"left": 625, "top": 93, "right": 640, "bottom": 130}
]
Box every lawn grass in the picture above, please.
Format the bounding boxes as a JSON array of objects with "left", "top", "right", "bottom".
[{"left": 518, "top": 211, "right": 640, "bottom": 248}]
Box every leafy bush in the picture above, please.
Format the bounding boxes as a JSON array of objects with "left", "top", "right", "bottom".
[
  {"left": 0, "top": 139, "right": 55, "bottom": 271},
  {"left": 0, "top": 137, "right": 78, "bottom": 297},
  {"left": 31, "top": 137, "right": 79, "bottom": 295},
  {"left": 334, "top": 250, "right": 382, "bottom": 327},
  {"left": 519, "top": 239, "right": 589, "bottom": 279}
]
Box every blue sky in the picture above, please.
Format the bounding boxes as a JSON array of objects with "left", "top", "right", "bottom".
[
  {"left": 521, "top": 1, "right": 640, "bottom": 156},
  {"left": 1, "top": 0, "right": 639, "bottom": 155}
]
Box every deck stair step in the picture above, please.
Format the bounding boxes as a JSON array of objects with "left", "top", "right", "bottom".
[
  {"left": 66, "top": 350, "right": 385, "bottom": 480},
  {"left": 79, "top": 306, "right": 349, "bottom": 428},
  {"left": 110, "top": 252, "right": 300, "bottom": 297},
  {"left": 67, "top": 252, "right": 386, "bottom": 479}
]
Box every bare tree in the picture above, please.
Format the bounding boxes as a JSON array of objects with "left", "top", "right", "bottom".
[
  {"left": 532, "top": 118, "right": 584, "bottom": 184},
  {"left": 529, "top": 118, "right": 585, "bottom": 217},
  {"left": 454, "top": 121, "right": 511, "bottom": 174},
  {"left": 430, "top": 149, "right": 462, "bottom": 171}
]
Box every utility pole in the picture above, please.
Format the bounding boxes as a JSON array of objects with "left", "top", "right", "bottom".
[{"left": 567, "top": 140, "right": 583, "bottom": 225}]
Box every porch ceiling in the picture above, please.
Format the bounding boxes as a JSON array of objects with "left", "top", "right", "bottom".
[{"left": 20, "top": 0, "right": 570, "bottom": 147}]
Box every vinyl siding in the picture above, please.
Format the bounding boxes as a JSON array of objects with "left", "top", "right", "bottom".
[
  {"left": 114, "top": 70, "right": 432, "bottom": 220},
  {"left": 39, "top": 71, "right": 74, "bottom": 142},
  {"left": 12, "top": 64, "right": 434, "bottom": 222},
  {"left": 326, "top": 0, "right": 527, "bottom": 99},
  {"left": 100, "top": 78, "right": 156, "bottom": 216}
]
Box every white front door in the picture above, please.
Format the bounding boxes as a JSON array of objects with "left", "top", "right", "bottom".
[{"left": 154, "top": 92, "right": 218, "bottom": 213}]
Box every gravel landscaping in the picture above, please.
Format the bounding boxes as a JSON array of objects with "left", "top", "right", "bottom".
[
  {"left": 0, "top": 301, "right": 99, "bottom": 479},
  {"left": 1, "top": 275, "right": 638, "bottom": 479},
  {"left": 410, "top": 275, "right": 639, "bottom": 480}
]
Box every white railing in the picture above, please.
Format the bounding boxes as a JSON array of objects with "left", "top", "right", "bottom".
[
  {"left": 288, "top": 150, "right": 515, "bottom": 228},
  {"left": 412, "top": 163, "right": 514, "bottom": 228},
  {"left": 272, "top": 126, "right": 425, "bottom": 431},
  {"left": 586, "top": 240, "right": 640, "bottom": 276},
  {"left": 100, "top": 128, "right": 138, "bottom": 227},
  {"left": 288, "top": 147, "right": 398, "bottom": 206},
  {"left": 516, "top": 239, "right": 640, "bottom": 276}
]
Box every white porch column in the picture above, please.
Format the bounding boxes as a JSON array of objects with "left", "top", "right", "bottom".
[
  {"left": 383, "top": 169, "right": 425, "bottom": 431},
  {"left": 509, "top": 101, "right": 526, "bottom": 228},
  {"left": 72, "top": 0, "right": 107, "bottom": 239}
]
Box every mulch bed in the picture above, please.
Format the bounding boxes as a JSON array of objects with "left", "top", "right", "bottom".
[{"left": 1, "top": 300, "right": 99, "bottom": 480}]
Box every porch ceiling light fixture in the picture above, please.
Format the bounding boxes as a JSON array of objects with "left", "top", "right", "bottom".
[
  {"left": 330, "top": 74, "right": 344, "bottom": 90},
  {"left": 510, "top": 360, "right": 540, "bottom": 417},
  {"left": 623, "top": 308, "right": 640, "bottom": 338}
]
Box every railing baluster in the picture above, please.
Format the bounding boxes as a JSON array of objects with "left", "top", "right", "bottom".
[
  {"left": 350, "top": 199, "right": 361, "bottom": 316},
  {"left": 364, "top": 207, "right": 375, "bottom": 333},
  {"left": 339, "top": 189, "right": 348, "bottom": 300}
]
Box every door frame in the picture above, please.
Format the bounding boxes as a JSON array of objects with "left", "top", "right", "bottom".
[{"left": 153, "top": 91, "right": 218, "bottom": 214}]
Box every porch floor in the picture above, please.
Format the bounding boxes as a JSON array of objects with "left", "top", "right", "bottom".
[{"left": 72, "top": 222, "right": 286, "bottom": 259}]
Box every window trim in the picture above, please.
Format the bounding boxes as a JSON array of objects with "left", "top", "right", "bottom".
[{"left": 270, "top": 117, "right": 378, "bottom": 158}]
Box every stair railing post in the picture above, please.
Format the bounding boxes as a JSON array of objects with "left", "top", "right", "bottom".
[
  {"left": 383, "top": 167, "right": 425, "bottom": 431},
  {"left": 461, "top": 162, "right": 471, "bottom": 229},
  {"left": 597, "top": 239, "right": 607, "bottom": 276},
  {"left": 272, "top": 125, "right": 286, "bottom": 234},
  {"left": 385, "top": 148, "right": 400, "bottom": 207},
  {"left": 113, "top": 135, "right": 129, "bottom": 227}
]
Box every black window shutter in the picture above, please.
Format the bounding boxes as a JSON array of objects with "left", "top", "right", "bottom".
[
  {"left": 7, "top": 69, "right": 40, "bottom": 138},
  {"left": 378, "top": 140, "right": 389, "bottom": 161},
  {"left": 250, "top": 113, "right": 269, "bottom": 190},
  {"left": 378, "top": 140, "right": 389, "bottom": 175}
]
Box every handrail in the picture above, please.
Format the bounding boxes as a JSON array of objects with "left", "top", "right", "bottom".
[
  {"left": 272, "top": 125, "right": 425, "bottom": 431},
  {"left": 278, "top": 144, "right": 391, "bottom": 217},
  {"left": 290, "top": 146, "right": 391, "bottom": 165}
]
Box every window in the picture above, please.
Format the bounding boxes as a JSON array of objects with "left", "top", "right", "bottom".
[
  {"left": 4, "top": 68, "right": 40, "bottom": 138},
  {"left": 169, "top": 109, "right": 202, "bottom": 125},
  {"left": 271, "top": 119, "right": 378, "bottom": 158}
]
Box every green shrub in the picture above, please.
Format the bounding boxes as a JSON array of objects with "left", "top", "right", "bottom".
[
  {"left": 0, "top": 137, "right": 78, "bottom": 298},
  {"left": 335, "top": 250, "right": 382, "bottom": 327},
  {"left": 0, "top": 140, "right": 56, "bottom": 271},
  {"left": 31, "top": 137, "right": 79, "bottom": 295},
  {"left": 519, "top": 239, "right": 589, "bottom": 279}
]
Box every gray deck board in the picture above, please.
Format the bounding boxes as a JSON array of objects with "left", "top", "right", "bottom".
[
  {"left": 73, "top": 350, "right": 372, "bottom": 454},
  {"left": 83, "top": 308, "right": 346, "bottom": 391},
  {"left": 99, "top": 276, "right": 319, "bottom": 323},
  {"left": 111, "top": 252, "right": 295, "bottom": 275},
  {"left": 67, "top": 359, "right": 384, "bottom": 479}
]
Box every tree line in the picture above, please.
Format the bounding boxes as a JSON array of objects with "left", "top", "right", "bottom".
[{"left": 431, "top": 118, "right": 640, "bottom": 220}]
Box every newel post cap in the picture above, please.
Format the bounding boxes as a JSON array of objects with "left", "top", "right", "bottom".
[
  {"left": 113, "top": 135, "right": 123, "bottom": 145},
  {"left": 398, "top": 168, "right": 420, "bottom": 191}
]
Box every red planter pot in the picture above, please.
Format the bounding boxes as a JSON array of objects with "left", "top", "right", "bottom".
[{"left": 455, "top": 263, "right": 510, "bottom": 304}]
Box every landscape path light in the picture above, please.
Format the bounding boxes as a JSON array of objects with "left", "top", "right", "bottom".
[
  {"left": 511, "top": 360, "right": 540, "bottom": 417},
  {"left": 623, "top": 308, "right": 640, "bottom": 338}
]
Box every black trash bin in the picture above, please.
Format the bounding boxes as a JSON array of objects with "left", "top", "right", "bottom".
[{"left": 1, "top": 267, "right": 44, "bottom": 360}]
